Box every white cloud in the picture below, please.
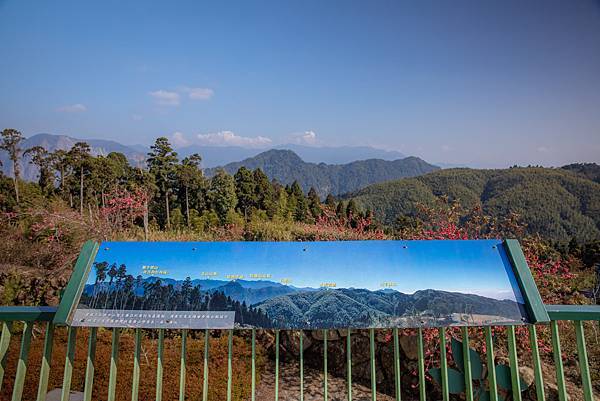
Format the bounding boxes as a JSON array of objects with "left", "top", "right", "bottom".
[
  {"left": 149, "top": 90, "right": 180, "bottom": 106},
  {"left": 537, "top": 146, "right": 550, "bottom": 153},
  {"left": 171, "top": 131, "right": 190, "bottom": 147},
  {"left": 290, "top": 130, "right": 318, "bottom": 145},
  {"left": 183, "top": 87, "right": 214, "bottom": 100},
  {"left": 57, "top": 103, "right": 87, "bottom": 113},
  {"left": 196, "top": 131, "right": 272, "bottom": 148}
]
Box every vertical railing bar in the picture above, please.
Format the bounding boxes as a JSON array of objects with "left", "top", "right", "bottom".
[
  {"left": 227, "top": 330, "right": 233, "bottom": 401},
  {"left": 507, "top": 326, "right": 522, "bottom": 401},
  {"left": 131, "top": 329, "right": 142, "bottom": 401},
  {"left": 179, "top": 329, "right": 187, "bottom": 401},
  {"left": 0, "top": 321, "right": 14, "bottom": 392},
  {"left": 202, "top": 329, "right": 209, "bottom": 401},
  {"left": 370, "top": 328, "right": 376, "bottom": 401},
  {"left": 11, "top": 321, "right": 33, "bottom": 401},
  {"left": 107, "top": 328, "right": 120, "bottom": 401},
  {"left": 528, "top": 325, "right": 545, "bottom": 401},
  {"left": 484, "top": 327, "right": 498, "bottom": 401},
  {"left": 83, "top": 327, "right": 97, "bottom": 401},
  {"left": 461, "top": 327, "right": 473, "bottom": 401},
  {"left": 36, "top": 323, "right": 55, "bottom": 401},
  {"left": 393, "top": 328, "right": 400, "bottom": 401},
  {"left": 156, "top": 328, "right": 165, "bottom": 401},
  {"left": 439, "top": 328, "right": 449, "bottom": 401},
  {"left": 252, "top": 329, "right": 256, "bottom": 401},
  {"left": 417, "top": 328, "right": 426, "bottom": 401},
  {"left": 550, "top": 321, "right": 567, "bottom": 401},
  {"left": 275, "top": 330, "right": 279, "bottom": 401},
  {"left": 324, "top": 329, "right": 328, "bottom": 401},
  {"left": 574, "top": 321, "right": 593, "bottom": 401},
  {"left": 60, "top": 326, "right": 77, "bottom": 401},
  {"left": 299, "top": 330, "right": 304, "bottom": 401},
  {"left": 347, "top": 329, "right": 352, "bottom": 401}
]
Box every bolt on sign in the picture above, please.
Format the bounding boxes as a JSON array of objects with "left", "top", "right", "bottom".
[{"left": 54, "top": 239, "right": 549, "bottom": 330}]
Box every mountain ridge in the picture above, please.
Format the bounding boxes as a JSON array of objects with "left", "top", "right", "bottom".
[{"left": 205, "top": 149, "right": 440, "bottom": 197}]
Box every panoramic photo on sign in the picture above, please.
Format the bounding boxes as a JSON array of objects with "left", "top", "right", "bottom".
[{"left": 70, "top": 240, "right": 528, "bottom": 329}]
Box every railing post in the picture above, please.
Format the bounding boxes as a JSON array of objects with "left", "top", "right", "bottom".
[
  {"left": 0, "top": 321, "right": 13, "bottom": 392},
  {"left": 417, "top": 328, "right": 426, "bottom": 401},
  {"left": 393, "top": 328, "right": 401, "bottom": 401},
  {"left": 574, "top": 321, "right": 593, "bottom": 401},
  {"left": 370, "top": 328, "right": 376, "bottom": 401},
  {"left": 439, "top": 328, "right": 449, "bottom": 401},
  {"left": 275, "top": 330, "right": 279, "bottom": 401},
  {"left": 83, "top": 327, "right": 97, "bottom": 401},
  {"left": 461, "top": 327, "right": 472, "bottom": 401},
  {"left": 202, "top": 329, "right": 210, "bottom": 401},
  {"left": 107, "top": 328, "right": 120, "bottom": 401},
  {"left": 507, "top": 326, "right": 522, "bottom": 401},
  {"left": 528, "top": 325, "right": 545, "bottom": 401},
  {"left": 60, "top": 326, "right": 78, "bottom": 401},
  {"left": 131, "top": 329, "right": 142, "bottom": 401},
  {"left": 179, "top": 329, "right": 187, "bottom": 401},
  {"left": 11, "top": 321, "right": 33, "bottom": 401},
  {"left": 227, "top": 330, "right": 233, "bottom": 401},
  {"left": 36, "top": 323, "right": 55, "bottom": 401},
  {"left": 550, "top": 321, "right": 567, "bottom": 401},
  {"left": 252, "top": 329, "right": 256, "bottom": 401},
  {"left": 156, "top": 329, "right": 164, "bottom": 401},
  {"left": 484, "top": 327, "right": 498, "bottom": 401},
  {"left": 300, "top": 330, "right": 304, "bottom": 401}
]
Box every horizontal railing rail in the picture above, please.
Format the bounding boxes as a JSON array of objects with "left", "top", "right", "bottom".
[{"left": 0, "top": 305, "right": 598, "bottom": 401}]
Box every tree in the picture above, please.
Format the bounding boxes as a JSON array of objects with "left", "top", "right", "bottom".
[
  {"left": 23, "top": 145, "right": 53, "bottom": 191},
  {"left": 307, "top": 187, "right": 322, "bottom": 219},
  {"left": 234, "top": 167, "right": 257, "bottom": 219},
  {"left": 207, "top": 169, "right": 237, "bottom": 224},
  {"left": 325, "top": 194, "right": 336, "bottom": 209},
  {"left": 0, "top": 129, "right": 24, "bottom": 204},
  {"left": 147, "top": 137, "right": 178, "bottom": 229},
  {"left": 289, "top": 181, "right": 309, "bottom": 222},
  {"left": 68, "top": 142, "right": 92, "bottom": 214},
  {"left": 49, "top": 149, "right": 70, "bottom": 192},
  {"left": 176, "top": 154, "right": 203, "bottom": 226},
  {"left": 253, "top": 169, "right": 275, "bottom": 217}
]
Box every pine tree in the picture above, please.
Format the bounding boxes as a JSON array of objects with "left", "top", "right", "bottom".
[
  {"left": 208, "top": 170, "right": 238, "bottom": 224},
  {"left": 234, "top": 166, "right": 257, "bottom": 219},
  {"left": 177, "top": 154, "right": 203, "bottom": 226},
  {"left": 67, "top": 142, "right": 92, "bottom": 215},
  {"left": 147, "top": 137, "right": 178, "bottom": 229}
]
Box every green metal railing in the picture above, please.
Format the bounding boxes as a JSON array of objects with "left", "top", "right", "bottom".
[{"left": 0, "top": 305, "right": 598, "bottom": 401}]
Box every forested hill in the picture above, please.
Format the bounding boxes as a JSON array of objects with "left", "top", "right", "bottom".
[
  {"left": 205, "top": 149, "right": 440, "bottom": 197},
  {"left": 347, "top": 167, "right": 600, "bottom": 241}
]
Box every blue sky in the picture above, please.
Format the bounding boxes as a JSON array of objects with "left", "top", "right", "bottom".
[
  {"left": 88, "top": 240, "right": 525, "bottom": 302},
  {"left": 1, "top": 1, "right": 599, "bottom": 167}
]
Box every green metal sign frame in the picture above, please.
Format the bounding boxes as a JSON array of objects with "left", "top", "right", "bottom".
[{"left": 54, "top": 239, "right": 549, "bottom": 327}]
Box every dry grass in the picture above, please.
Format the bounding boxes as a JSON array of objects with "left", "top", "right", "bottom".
[{"left": 0, "top": 325, "right": 265, "bottom": 401}]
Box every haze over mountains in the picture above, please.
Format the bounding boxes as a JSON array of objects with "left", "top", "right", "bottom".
[{"left": 1, "top": 133, "right": 415, "bottom": 183}]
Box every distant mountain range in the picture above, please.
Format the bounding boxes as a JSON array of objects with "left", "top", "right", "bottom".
[
  {"left": 206, "top": 149, "right": 440, "bottom": 196},
  {"left": 1, "top": 133, "right": 414, "bottom": 181},
  {"left": 83, "top": 276, "right": 523, "bottom": 328},
  {"left": 255, "top": 287, "right": 524, "bottom": 328},
  {"left": 0, "top": 133, "right": 147, "bottom": 181},
  {"left": 347, "top": 166, "right": 600, "bottom": 241}
]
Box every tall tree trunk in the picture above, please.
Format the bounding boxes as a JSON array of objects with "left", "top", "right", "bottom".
[
  {"left": 80, "top": 166, "right": 84, "bottom": 215},
  {"left": 185, "top": 186, "right": 190, "bottom": 227},
  {"left": 165, "top": 190, "right": 171, "bottom": 229},
  {"left": 11, "top": 160, "right": 20, "bottom": 204}
]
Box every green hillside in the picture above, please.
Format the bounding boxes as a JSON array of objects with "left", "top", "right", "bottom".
[{"left": 348, "top": 167, "right": 600, "bottom": 241}]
